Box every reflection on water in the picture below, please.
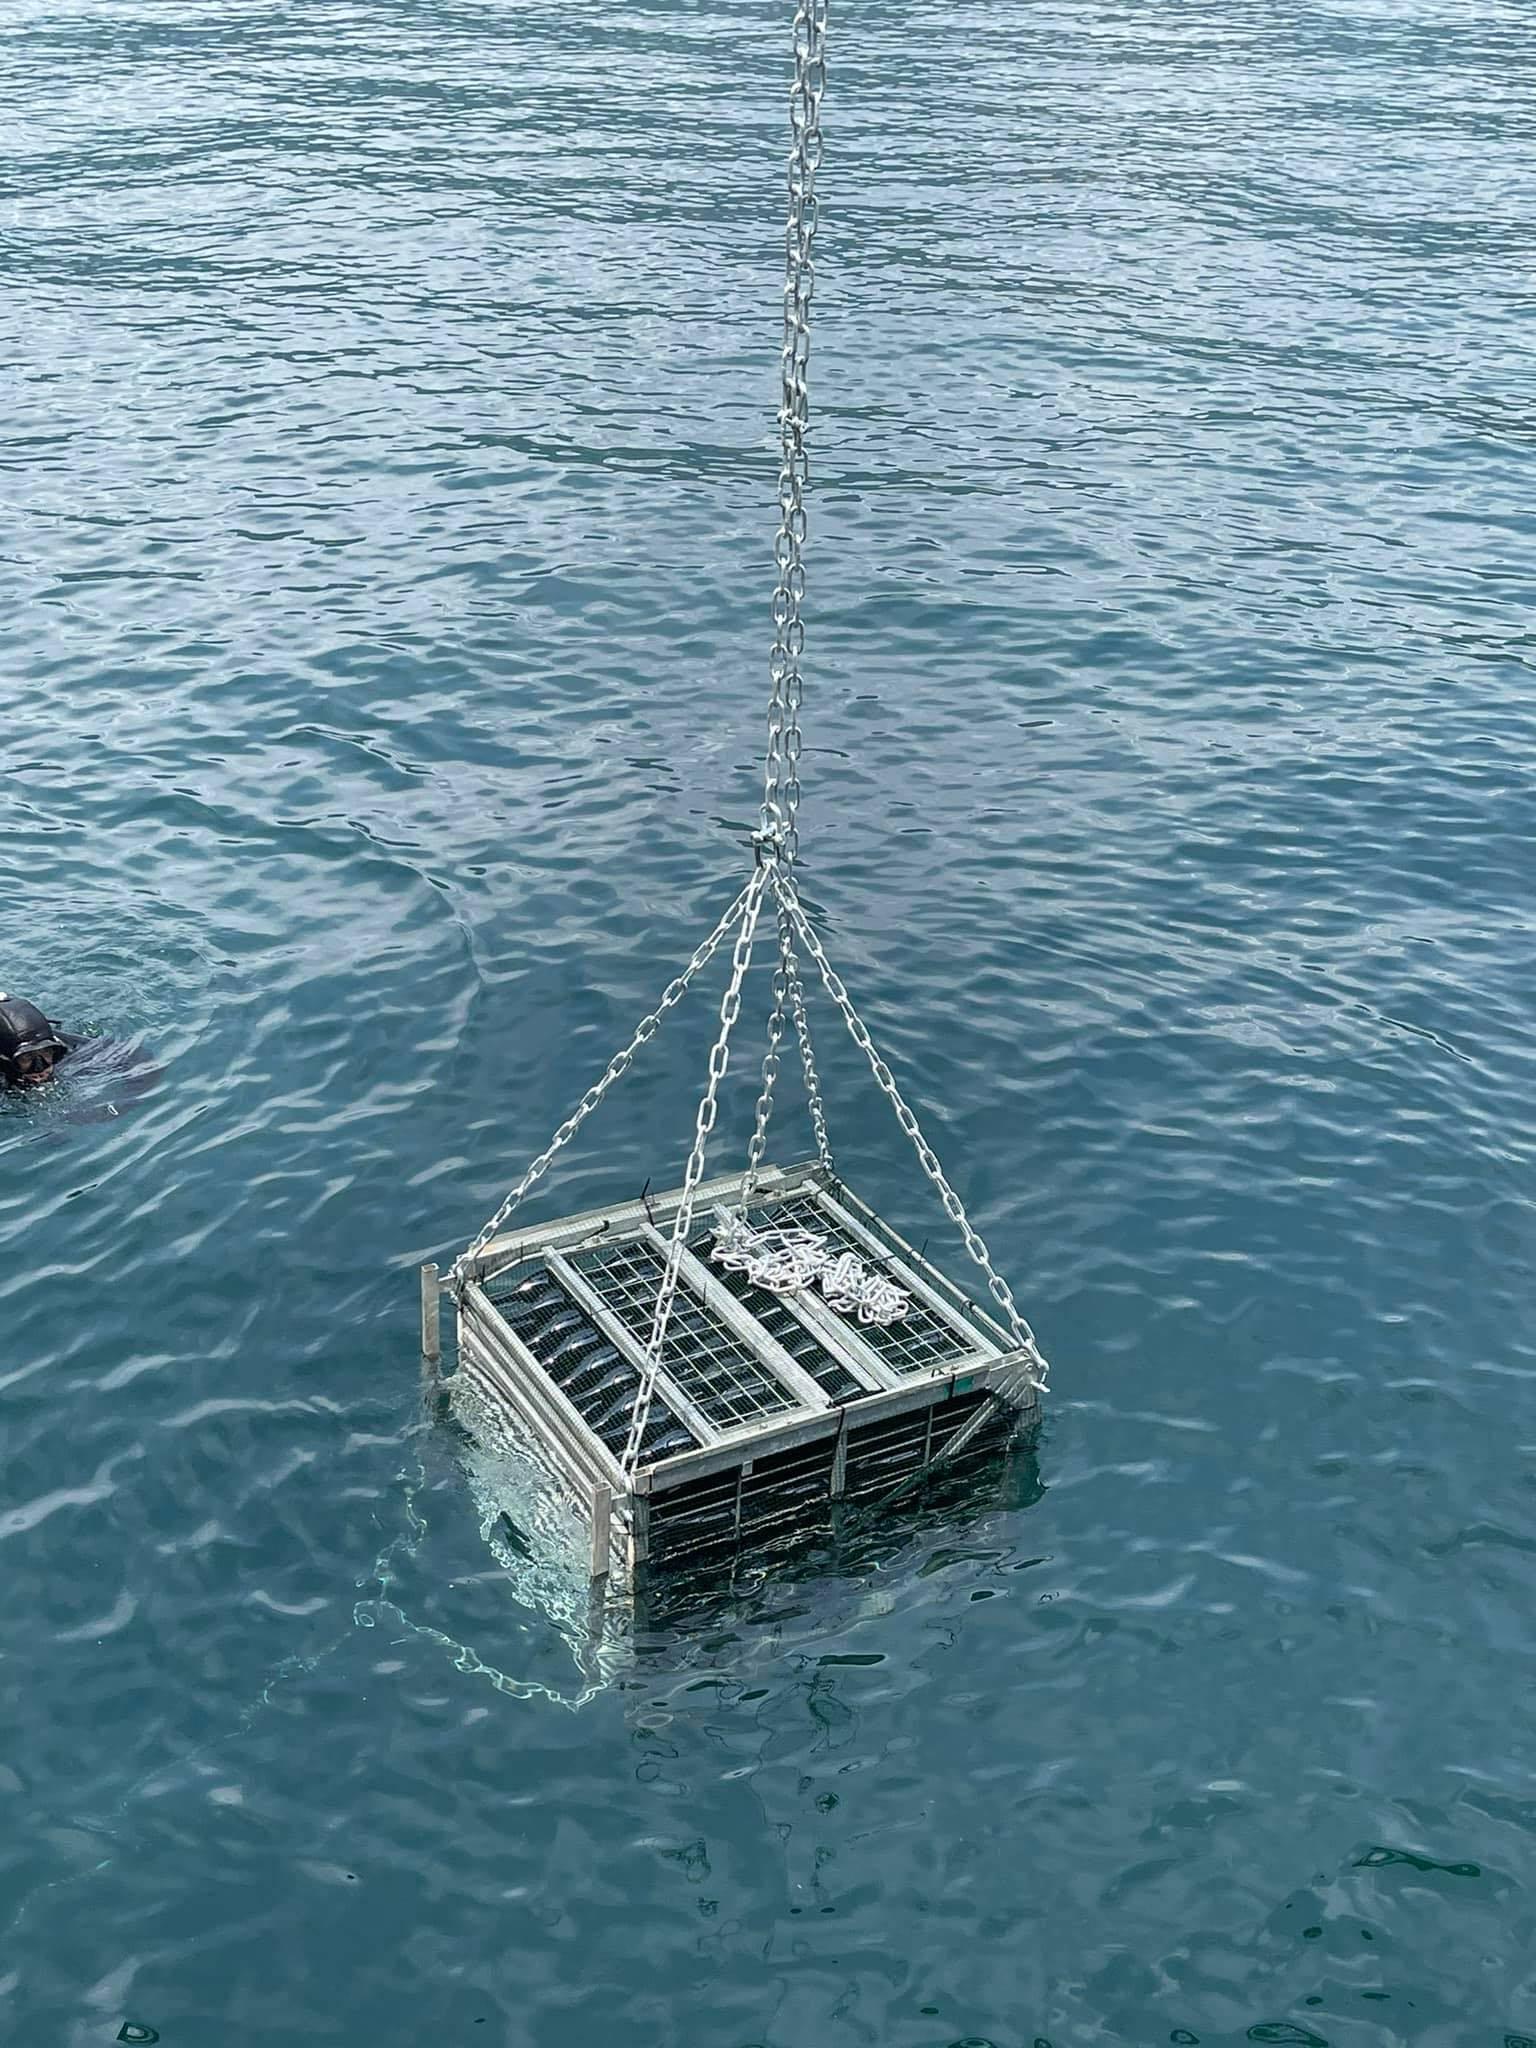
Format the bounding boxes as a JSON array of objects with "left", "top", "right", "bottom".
[{"left": 354, "top": 1381, "right": 622, "bottom": 1709}]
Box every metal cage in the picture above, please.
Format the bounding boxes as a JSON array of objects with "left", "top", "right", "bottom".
[{"left": 423, "top": 1160, "right": 1044, "bottom": 1604}]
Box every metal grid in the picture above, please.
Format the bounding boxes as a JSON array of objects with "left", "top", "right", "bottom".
[
  {"left": 749, "top": 1196, "right": 976, "bottom": 1376},
  {"left": 841, "top": 1389, "right": 1004, "bottom": 1501},
  {"left": 571, "top": 1238, "right": 800, "bottom": 1430},
  {"left": 484, "top": 1261, "right": 696, "bottom": 1463},
  {"left": 687, "top": 1224, "right": 866, "bottom": 1403},
  {"left": 645, "top": 1435, "right": 838, "bottom": 1570},
  {"left": 832, "top": 1192, "right": 1005, "bottom": 1342},
  {"left": 636, "top": 1387, "right": 1025, "bottom": 1631}
]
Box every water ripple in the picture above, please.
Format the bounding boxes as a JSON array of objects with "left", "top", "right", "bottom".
[{"left": 4, "top": 0, "right": 1536, "bottom": 2041}]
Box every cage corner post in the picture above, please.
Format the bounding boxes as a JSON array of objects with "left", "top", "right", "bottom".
[
  {"left": 420, "top": 1262, "right": 442, "bottom": 1372},
  {"left": 590, "top": 1481, "right": 613, "bottom": 1583}
]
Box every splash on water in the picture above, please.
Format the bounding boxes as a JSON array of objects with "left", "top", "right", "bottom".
[{"left": 353, "top": 1382, "right": 628, "bottom": 1708}]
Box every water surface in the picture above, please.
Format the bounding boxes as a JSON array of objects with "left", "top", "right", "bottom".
[{"left": 4, "top": 2, "right": 1536, "bottom": 2042}]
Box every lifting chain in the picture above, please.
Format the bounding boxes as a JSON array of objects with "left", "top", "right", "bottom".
[
  {"left": 622, "top": 870, "right": 770, "bottom": 1472},
  {"left": 739, "top": 886, "right": 833, "bottom": 1213},
  {"left": 457, "top": 6, "right": 836, "bottom": 1296},
  {"left": 774, "top": 871, "right": 1047, "bottom": 1386},
  {"left": 747, "top": 0, "right": 834, "bottom": 1193},
  {"left": 783, "top": 910, "right": 833, "bottom": 1170},
  {"left": 759, "top": 0, "right": 829, "bottom": 869},
  {"left": 448, "top": 882, "right": 753, "bottom": 1293},
  {"left": 454, "top": 0, "right": 1046, "bottom": 1423},
  {"left": 739, "top": 908, "right": 791, "bottom": 1218}
]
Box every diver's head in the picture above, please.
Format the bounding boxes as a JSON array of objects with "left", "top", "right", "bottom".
[{"left": 0, "top": 995, "right": 67, "bottom": 1089}]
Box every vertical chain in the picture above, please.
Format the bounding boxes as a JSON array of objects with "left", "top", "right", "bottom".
[
  {"left": 748, "top": 0, "right": 832, "bottom": 1196},
  {"left": 774, "top": 872, "right": 1047, "bottom": 1385},
  {"left": 739, "top": 924, "right": 789, "bottom": 1216},
  {"left": 450, "top": 882, "right": 754, "bottom": 1291},
  {"left": 622, "top": 869, "right": 771, "bottom": 1473},
  {"left": 739, "top": 887, "right": 834, "bottom": 1213},
  {"left": 760, "top": 0, "right": 829, "bottom": 867},
  {"left": 782, "top": 898, "right": 834, "bottom": 1171}
]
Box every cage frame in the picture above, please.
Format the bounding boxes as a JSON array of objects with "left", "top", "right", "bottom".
[{"left": 423, "top": 1159, "right": 1044, "bottom": 1595}]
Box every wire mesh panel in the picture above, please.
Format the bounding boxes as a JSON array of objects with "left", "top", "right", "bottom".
[
  {"left": 826, "top": 1189, "right": 1008, "bottom": 1341},
  {"left": 570, "top": 1237, "right": 801, "bottom": 1430},
  {"left": 483, "top": 1259, "right": 697, "bottom": 1463},
  {"left": 687, "top": 1221, "right": 867, "bottom": 1403}
]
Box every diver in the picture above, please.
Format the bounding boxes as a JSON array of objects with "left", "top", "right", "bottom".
[
  {"left": 0, "top": 992, "right": 162, "bottom": 1121},
  {"left": 0, "top": 995, "right": 79, "bottom": 1090}
]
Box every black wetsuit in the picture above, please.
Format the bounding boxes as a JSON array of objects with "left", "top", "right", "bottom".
[{"left": 1, "top": 1024, "right": 158, "bottom": 1117}]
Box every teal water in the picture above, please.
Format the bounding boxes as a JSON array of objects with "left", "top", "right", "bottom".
[{"left": 6, "top": 1, "right": 1536, "bottom": 2042}]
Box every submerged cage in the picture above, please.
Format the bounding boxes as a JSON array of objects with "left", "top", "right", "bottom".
[{"left": 424, "top": 1160, "right": 1044, "bottom": 1604}]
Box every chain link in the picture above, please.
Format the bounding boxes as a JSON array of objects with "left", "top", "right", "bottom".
[
  {"left": 449, "top": 882, "right": 754, "bottom": 1292},
  {"left": 622, "top": 870, "right": 771, "bottom": 1472},
  {"left": 760, "top": 0, "right": 829, "bottom": 869},
  {"left": 773, "top": 872, "right": 1047, "bottom": 1387},
  {"left": 748, "top": 0, "right": 832, "bottom": 1190},
  {"left": 737, "top": 890, "right": 835, "bottom": 1214},
  {"left": 738, "top": 914, "right": 790, "bottom": 1216},
  {"left": 782, "top": 911, "right": 833, "bottom": 1172}
]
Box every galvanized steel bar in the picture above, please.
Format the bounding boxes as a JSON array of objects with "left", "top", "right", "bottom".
[{"left": 420, "top": 1262, "right": 440, "bottom": 1363}]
